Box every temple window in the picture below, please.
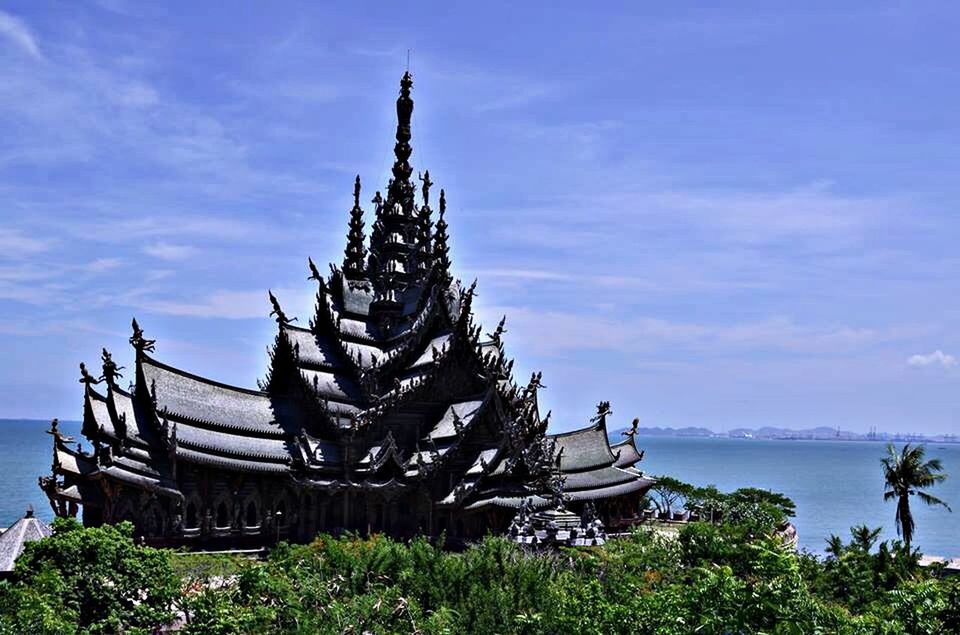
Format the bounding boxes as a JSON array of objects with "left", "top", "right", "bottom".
[
  {"left": 216, "top": 501, "right": 229, "bottom": 528},
  {"left": 185, "top": 502, "right": 198, "bottom": 529}
]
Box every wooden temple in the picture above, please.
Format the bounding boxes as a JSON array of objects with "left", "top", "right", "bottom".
[{"left": 40, "top": 73, "right": 653, "bottom": 547}]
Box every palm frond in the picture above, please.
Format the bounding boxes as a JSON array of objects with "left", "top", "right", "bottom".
[{"left": 916, "top": 491, "right": 952, "bottom": 512}]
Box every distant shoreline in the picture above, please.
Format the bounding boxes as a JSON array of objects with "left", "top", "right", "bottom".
[
  {"left": 610, "top": 425, "right": 959, "bottom": 444},
  {"left": 4, "top": 418, "right": 956, "bottom": 445}
]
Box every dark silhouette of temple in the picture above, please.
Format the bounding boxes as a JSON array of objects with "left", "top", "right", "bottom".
[{"left": 40, "top": 73, "right": 653, "bottom": 547}]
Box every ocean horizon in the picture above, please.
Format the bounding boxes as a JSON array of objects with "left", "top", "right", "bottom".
[{"left": 3, "top": 418, "right": 957, "bottom": 557}]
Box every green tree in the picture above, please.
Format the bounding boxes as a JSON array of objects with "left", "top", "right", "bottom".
[
  {"left": 2, "top": 518, "right": 179, "bottom": 633},
  {"left": 649, "top": 476, "right": 694, "bottom": 517},
  {"left": 850, "top": 524, "right": 883, "bottom": 552},
  {"left": 685, "top": 485, "right": 725, "bottom": 522},
  {"left": 881, "top": 443, "right": 951, "bottom": 550},
  {"left": 825, "top": 533, "right": 846, "bottom": 558}
]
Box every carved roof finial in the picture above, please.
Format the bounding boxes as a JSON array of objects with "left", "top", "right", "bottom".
[
  {"left": 268, "top": 290, "right": 297, "bottom": 326},
  {"left": 99, "top": 348, "right": 124, "bottom": 387},
  {"left": 79, "top": 362, "right": 101, "bottom": 386},
  {"left": 433, "top": 189, "right": 451, "bottom": 279},
  {"left": 415, "top": 172, "right": 434, "bottom": 278},
  {"left": 129, "top": 317, "right": 156, "bottom": 354},
  {"left": 418, "top": 170, "right": 433, "bottom": 208},
  {"left": 343, "top": 176, "right": 367, "bottom": 276},
  {"left": 390, "top": 71, "right": 414, "bottom": 204},
  {"left": 307, "top": 257, "right": 323, "bottom": 282},
  {"left": 487, "top": 315, "right": 507, "bottom": 345},
  {"left": 591, "top": 401, "right": 612, "bottom": 430}
]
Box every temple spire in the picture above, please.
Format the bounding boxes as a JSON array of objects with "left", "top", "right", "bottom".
[
  {"left": 343, "top": 175, "right": 367, "bottom": 276},
  {"left": 389, "top": 71, "right": 415, "bottom": 208},
  {"left": 433, "top": 188, "right": 451, "bottom": 280},
  {"left": 369, "top": 72, "right": 420, "bottom": 319}
]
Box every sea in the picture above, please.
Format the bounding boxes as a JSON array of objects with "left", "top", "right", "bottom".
[{"left": 2, "top": 419, "right": 958, "bottom": 557}]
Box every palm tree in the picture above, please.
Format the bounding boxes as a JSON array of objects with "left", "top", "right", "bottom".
[
  {"left": 850, "top": 524, "right": 883, "bottom": 552},
  {"left": 825, "top": 534, "right": 845, "bottom": 559},
  {"left": 881, "top": 443, "right": 951, "bottom": 550}
]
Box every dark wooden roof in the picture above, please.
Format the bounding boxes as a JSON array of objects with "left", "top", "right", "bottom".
[
  {"left": 550, "top": 425, "right": 617, "bottom": 472},
  {"left": 45, "top": 73, "right": 654, "bottom": 526}
]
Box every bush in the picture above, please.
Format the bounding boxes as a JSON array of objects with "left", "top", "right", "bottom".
[
  {"left": 0, "top": 518, "right": 179, "bottom": 634},
  {"left": 0, "top": 499, "right": 956, "bottom": 634}
]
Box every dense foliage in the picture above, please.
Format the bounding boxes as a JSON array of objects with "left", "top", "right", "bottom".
[
  {"left": 0, "top": 473, "right": 955, "bottom": 633},
  {"left": 0, "top": 518, "right": 179, "bottom": 634}
]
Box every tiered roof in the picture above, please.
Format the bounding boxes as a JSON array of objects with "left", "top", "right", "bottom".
[{"left": 42, "top": 73, "right": 652, "bottom": 535}]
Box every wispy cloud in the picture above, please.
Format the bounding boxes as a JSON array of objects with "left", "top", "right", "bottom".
[
  {"left": 138, "top": 290, "right": 268, "bottom": 319},
  {"left": 907, "top": 350, "right": 956, "bottom": 369},
  {"left": 83, "top": 258, "right": 124, "bottom": 273},
  {"left": 136, "top": 288, "right": 314, "bottom": 320},
  {"left": 143, "top": 242, "right": 196, "bottom": 261},
  {"left": 0, "top": 10, "right": 42, "bottom": 60},
  {"left": 482, "top": 305, "right": 924, "bottom": 359},
  {"left": 0, "top": 228, "right": 53, "bottom": 256}
]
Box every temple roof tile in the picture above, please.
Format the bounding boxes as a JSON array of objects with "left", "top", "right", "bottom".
[{"left": 549, "top": 425, "right": 617, "bottom": 473}]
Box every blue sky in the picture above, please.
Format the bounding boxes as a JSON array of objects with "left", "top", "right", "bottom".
[{"left": 0, "top": 2, "right": 958, "bottom": 434}]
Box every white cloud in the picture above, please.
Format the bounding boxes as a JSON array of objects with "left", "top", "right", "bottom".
[
  {"left": 83, "top": 257, "right": 123, "bottom": 273},
  {"left": 143, "top": 242, "right": 197, "bottom": 261},
  {"left": 115, "top": 82, "right": 159, "bottom": 108},
  {"left": 137, "top": 288, "right": 313, "bottom": 320},
  {"left": 478, "top": 304, "right": 922, "bottom": 359},
  {"left": 0, "top": 10, "right": 42, "bottom": 60},
  {"left": 0, "top": 228, "right": 53, "bottom": 256},
  {"left": 907, "top": 350, "right": 956, "bottom": 368},
  {"left": 139, "top": 290, "right": 267, "bottom": 319}
]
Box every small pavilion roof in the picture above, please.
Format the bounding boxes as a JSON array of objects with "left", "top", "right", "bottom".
[
  {"left": 610, "top": 437, "right": 643, "bottom": 468},
  {"left": 549, "top": 425, "right": 617, "bottom": 473},
  {"left": 0, "top": 509, "right": 52, "bottom": 573}
]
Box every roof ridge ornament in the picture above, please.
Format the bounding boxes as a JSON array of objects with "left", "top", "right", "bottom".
[
  {"left": 129, "top": 318, "right": 156, "bottom": 354},
  {"left": 307, "top": 257, "right": 323, "bottom": 283},
  {"left": 418, "top": 170, "right": 433, "bottom": 208},
  {"left": 100, "top": 348, "right": 124, "bottom": 388},
  {"left": 268, "top": 290, "right": 297, "bottom": 326},
  {"left": 591, "top": 401, "right": 612, "bottom": 431},
  {"left": 79, "top": 362, "right": 101, "bottom": 387},
  {"left": 487, "top": 316, "right": 507, "bottom": 346}
]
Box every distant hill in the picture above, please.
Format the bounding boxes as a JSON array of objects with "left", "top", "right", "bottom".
[
  {"left": 0, "top": 419, "right": 81, "bottom": 426},
  {"left": 726, "top": 426, "right": 857, "bottom": 440},
  {"left": 628, "top": 426, "right": 714, "bottom": 438},
  {"left": 608, "top": 424, "right": 958, "bottom": 443}
]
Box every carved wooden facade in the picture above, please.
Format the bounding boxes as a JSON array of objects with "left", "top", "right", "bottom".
[{"left": 40, "top": 73, "right": 653, "bottom": 547}]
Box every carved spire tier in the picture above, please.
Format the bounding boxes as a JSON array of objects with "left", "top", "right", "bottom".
[
  {"left": 434, "top": 189, "right": 451, "bottom": 281},
  {"left": 369, "top": 72, "right": 422, "bottom": 319},
  {"left": 343, "top": 175, "right": 367, "bottom": 275}
]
